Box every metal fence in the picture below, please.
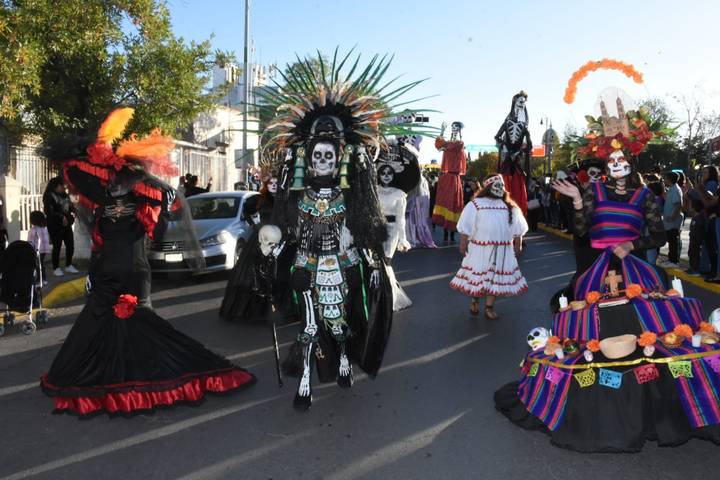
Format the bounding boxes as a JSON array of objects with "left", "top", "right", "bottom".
[
  {"left": 8, "top": 144, "right": 58, "bottom": 195},
  {"left": 172, "top": 147, "right": 228, "bottom": 192}
]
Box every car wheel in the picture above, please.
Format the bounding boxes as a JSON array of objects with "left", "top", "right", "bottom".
[{"left": 234, "top": 239, "right": 246, "bottom": 265}]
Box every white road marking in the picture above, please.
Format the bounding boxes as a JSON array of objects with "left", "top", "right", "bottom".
[
  {"left": 0, "top": 395, "right": 285, "bottom": 480},
  {"left": 400, "top": 272, "right": 454, "bottom": 287},
  {"left": 325, "top": 411, "right": 469, "bottom": 480}
]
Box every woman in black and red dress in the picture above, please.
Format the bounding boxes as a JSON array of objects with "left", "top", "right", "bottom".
[{"left": 40, "top": 108, "right": 255, "bottom": 417}]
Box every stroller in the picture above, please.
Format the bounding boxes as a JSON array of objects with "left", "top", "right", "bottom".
[{"left": 0, "top": 240, "right": 49, "bottom": 336}]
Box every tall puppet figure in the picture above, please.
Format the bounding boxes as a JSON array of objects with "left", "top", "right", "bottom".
[
  {"left": 258, "top": 50, "right": 430, "bottom": 410},
  {"left": 495, "top": 91, "right": 532, "bottom": 216},
  {"left": 432, "top": 121, "right": 466, "bottom": 242},
  {"left": 40, "top": 109, "right": 255, "bottom": 417}
]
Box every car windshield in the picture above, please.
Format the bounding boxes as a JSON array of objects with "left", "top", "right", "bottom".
[{"left": 188, "top": 197, "right": 241, "bottom": 220}]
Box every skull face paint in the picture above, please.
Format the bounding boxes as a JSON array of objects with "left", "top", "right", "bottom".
[
  {"left": 378, "top": 165, "right": 395, "bottom": 187},
  {"left": 258, "top": 224, "right": 282, "bottom": 256},
  {"left": 587, "top": 166, "right": 602, "bottom": 183},
  {"left": 490, "top": 178, "right": 506, "bottom": 197},
  {"left": 267, "top": 178, "right": 278, "bottom": 194},
  {"left": 311, "top": 142, "right": 338, "bottom": 177},
  {"left": 607, "top": 150, "right": 631, "bottom": 179}
]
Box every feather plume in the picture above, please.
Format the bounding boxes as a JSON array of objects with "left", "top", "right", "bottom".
[{"left": 97, "top": 107, "right": 135, "bottom": 144}]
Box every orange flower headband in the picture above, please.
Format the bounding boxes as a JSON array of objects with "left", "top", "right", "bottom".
[{"left": 563, "top": 59, "right": 644, "bottom": 104}]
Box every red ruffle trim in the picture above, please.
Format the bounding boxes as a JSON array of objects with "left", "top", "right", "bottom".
[
  {"left": 453, "top": 272, "right": 527, "bottom": 288},
  {"left": 469, "top": 239, "right": 512, "bottom": 246},
  {"left": 41, "top": 369, "right": 255, "bottom": 417},
  {"left": 459, "top": 265, "right": 520, "bottom": 276},
  {"left": 450, "top": 281, "right": 528, "bottom": 298}
]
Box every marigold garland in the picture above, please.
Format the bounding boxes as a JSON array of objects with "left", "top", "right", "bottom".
[
  {"left": 563, "top": 58, "right": 644, "bottom": 104},
  {"left": 585, "top": 291, "right": 602, "bottom": 304}
]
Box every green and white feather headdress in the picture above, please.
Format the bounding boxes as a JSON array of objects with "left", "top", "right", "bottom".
[{"left": 257, "top": 48, "right": 436, "bottom": 156}]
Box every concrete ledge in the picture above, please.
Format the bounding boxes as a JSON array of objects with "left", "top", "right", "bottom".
[
  {"left": 44, "top": 277, "right": 87, "bottom": 308},
  {"left": 537, "top": 224, "right": 720, "bottom": 295}
]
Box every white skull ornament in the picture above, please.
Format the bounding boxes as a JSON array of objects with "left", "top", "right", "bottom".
[
  {"left": 527, "top": 327, "right": 550, "bottom": 351},
  {"left": 710, "top": 308, "right": 720, "bottom": 333},
  {"left": 258, "top": 225, "right": 282, "bottom": 256}
]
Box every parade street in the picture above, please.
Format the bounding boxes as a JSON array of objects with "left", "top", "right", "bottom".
[{"left": 1, "top": 230, "right": 717, "bottom": 480}]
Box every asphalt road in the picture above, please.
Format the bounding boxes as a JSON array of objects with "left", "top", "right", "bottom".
[{"left": 1, "top": 229, "right": 719, "bottom": 480}]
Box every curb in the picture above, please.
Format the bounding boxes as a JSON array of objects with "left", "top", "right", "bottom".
[
  {"left": 537, "top": 224, "right": 720, "bottom": 295},
  {"left": 44, "top": 276, "right": 88, "bottom": 308}
]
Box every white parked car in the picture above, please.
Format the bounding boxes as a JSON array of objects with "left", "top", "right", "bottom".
[{"left": 148, "top": 191, "right": 258, "bottom": 273}]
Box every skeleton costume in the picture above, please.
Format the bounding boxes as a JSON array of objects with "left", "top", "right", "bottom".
[
  {"left": 258, "top": 50, "right": 430, "bottom": 410},
  {"left": 40, "top": 109, "right": 255, "bottom": 417},
  {"left": 219, "top": 156, "right": 295, "bottom": 323},
  {"left": 432, "top": 121, "right": 466, "bottom": 236},
  {"left": 376, "top": 140, "right": 421, "bottom": 311},
  {"left": 494, "top": 95, "right": 720, "bottom": 452},
  {"left": 495, "top": 91, "right": 532, "bottom": 216}
]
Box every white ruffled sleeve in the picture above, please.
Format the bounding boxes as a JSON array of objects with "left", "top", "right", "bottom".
[
  {"left": 456, "top": 202, "right": 477, "bottom": 237},
  {"left": 510, "top": 207, "right": 529, "bottom": 237}
]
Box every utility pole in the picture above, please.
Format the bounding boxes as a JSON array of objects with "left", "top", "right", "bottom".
[{"left": 242, "top": 0, "right": 251, "bottom": 180}]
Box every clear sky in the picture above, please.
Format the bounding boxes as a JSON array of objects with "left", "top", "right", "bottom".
[{"left": 168, "top": 0, "right": 720, "bottom": 163}]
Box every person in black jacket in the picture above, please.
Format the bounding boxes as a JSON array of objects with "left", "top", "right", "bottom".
[{"left": 43, "top": 176, "right": 78, "bottom": 276}]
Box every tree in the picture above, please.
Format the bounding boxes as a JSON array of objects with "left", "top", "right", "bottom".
[
  {"left": 0, "top": 1, "right": 231, "bottom": 145},
  {"left": 672, "top": 88, "right": 720, "bottom": 167},
  {"left": 466, "top": 151, "right": 498, "bottom": 180}
]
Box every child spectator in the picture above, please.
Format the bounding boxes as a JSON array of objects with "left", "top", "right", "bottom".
[{"left": 27, "top": 210, "right": 51, "bottom": 284}]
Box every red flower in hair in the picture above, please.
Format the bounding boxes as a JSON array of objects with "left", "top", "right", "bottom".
[
  {"left": 113, "top": 294, "right": 138, "bottom": 319},
  {"left": 87, "top": 142, "right": 126, "bottom": 171}
]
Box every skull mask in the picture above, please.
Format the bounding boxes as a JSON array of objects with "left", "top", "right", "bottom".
[
  {"left": 258, "top": 225, "right": 282, "bottom": 256},
  {"left": 607, "top": 150, "right": 631, "bottom": 179},
  {"left": 378, "top": 165, "right": 395, "bottom": 187},
  {"left": 310, "top": 142, "right": 338, "bottom": 177},
  {"left": 490, "top": 177, "right": 505, "bottom": 197},
  {"left": 587, "top": 166, "right": 602, "bottom": 183},
  {"left": 527, "top": 327, "right": 550, "bottom": 351}
]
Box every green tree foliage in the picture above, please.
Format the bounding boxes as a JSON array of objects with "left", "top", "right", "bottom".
[
  {"left": 466, "top": 151, "right": 498, "bottom": 180},
  {"left": 0, "top": 0, "right": 231, "bottom": 144}
]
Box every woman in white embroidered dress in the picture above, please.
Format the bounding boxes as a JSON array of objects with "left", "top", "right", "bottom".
[
  {"left": 377, "top": 164, "right": 412, "bottom": 310},
  {"left": 450, "top": 174, "right": 528, "bottom": 319}
]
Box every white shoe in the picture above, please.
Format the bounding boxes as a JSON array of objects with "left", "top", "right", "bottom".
[
  {"left": 65, "top": 265, "right": 79, "bottom": 274},
  {"left": 53, "top": 268, "right": 65, "bottom": 277},
  {"left": 42, "top": 280, "right": 49, "bottom": 286}
]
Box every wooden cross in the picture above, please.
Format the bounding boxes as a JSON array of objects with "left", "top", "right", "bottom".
[{"left": 604, "top": 270, "right": 623, "bottom": 297}]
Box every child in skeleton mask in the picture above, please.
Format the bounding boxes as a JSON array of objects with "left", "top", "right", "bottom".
[{"left": 450, "top": 174, "right": 528, "bottom": 319}]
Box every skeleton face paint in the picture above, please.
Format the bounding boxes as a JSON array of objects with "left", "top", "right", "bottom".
[
  {"left": 515, "top": 96, "right": 526, "bottom": 109},
  {"left": 490, "top": 180, "right": 505, "bottom": 197},
  {"left": 607, "top": 151, "right": 631, "bottom": 179},
  {"left": 378, "top": 166, "right": 395, "bottom": 187},
  {"left": 267, "top": 178, "right": 278, "bottom": 194},
  {"left": 311, "top": 142, "right": 337, "bottom": 177},
  {"left": 451, "top": 123, "right": 461, "bottom": 134},
  {"left": 258, "top": 225, "right": 282, "bottom": 256},
  {"left": 587, "top": 166, "right": 602, "bottom": 183}
]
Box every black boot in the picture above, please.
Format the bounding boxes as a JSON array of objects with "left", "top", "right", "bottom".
[{"left": 443, "top": 229, "right": 449, "bottom": 242}]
